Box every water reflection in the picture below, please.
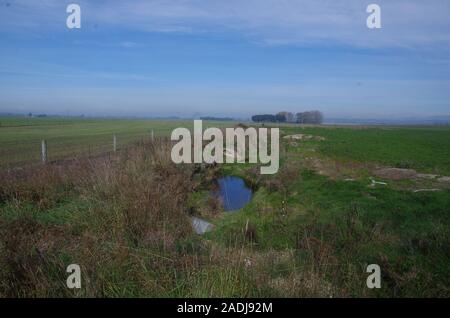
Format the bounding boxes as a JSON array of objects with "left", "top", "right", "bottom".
[{"left": 214, "top": 176, "right": 253, "bottom": 211}]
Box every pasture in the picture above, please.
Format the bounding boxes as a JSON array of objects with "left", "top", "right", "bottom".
[
  {"left": 0, "top": 117, "right": 232, "bottom": 168},
  {"left": 0, "top": 116, "right": 449, "bottom": 297}
]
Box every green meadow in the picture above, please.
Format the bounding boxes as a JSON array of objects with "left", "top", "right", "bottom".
[
  {"left": 0, "top": 116, "right": 231, "bottom": 167},
  {"left": 281, "top": 125, "right": 450, "bottom": 175},
  {"left": 0, "top": 116, "right": 449, "bottom": 297}
]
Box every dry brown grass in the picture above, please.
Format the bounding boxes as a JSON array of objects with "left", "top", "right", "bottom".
[
  {"left": 0, "top": 216, "right": 70, "bottom": 297},
  {"left": 0, "top": 138, "right": 201, "bottom": 297}
]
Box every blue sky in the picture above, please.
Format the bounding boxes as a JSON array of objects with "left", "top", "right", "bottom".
[{"left": 1, "top": 0, "right": 450, "bottom": 119}]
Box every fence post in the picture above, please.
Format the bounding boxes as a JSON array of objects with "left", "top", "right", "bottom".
[
  {"left": 113, "top": 134, "right": 117, "bottom": 152},
  {"left": 41, "top": 140, "right": 47, "bottom": 164},
  {"left": 151, "top": 130, "right": 154, "bottom": 141}
]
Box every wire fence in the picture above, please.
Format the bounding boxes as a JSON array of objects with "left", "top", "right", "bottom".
[
  {"left": 0, "top": 121, "right": 249, "bottom": 169},
  {"left": 0, "top": 129, "right": 165, "bottom": 169}
]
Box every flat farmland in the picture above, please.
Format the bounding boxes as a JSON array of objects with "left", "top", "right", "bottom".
[
  {"left": 0, "top": 117, "right": 232, "bottom": 168},
  {"left": 1, "top": 117, "right": 449, "bottom": 297}
]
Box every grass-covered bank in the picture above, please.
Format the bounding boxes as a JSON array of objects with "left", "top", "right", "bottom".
[{"left": 208, "top": 168, "right": 450, "bottom": 297}]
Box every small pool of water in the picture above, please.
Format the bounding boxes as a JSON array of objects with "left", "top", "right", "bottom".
[{"left": 214, "top": 176, "right": 253, "bottom": 211}]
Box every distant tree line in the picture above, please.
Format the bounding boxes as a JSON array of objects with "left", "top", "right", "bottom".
[
  {"left": 251, "top": 114, "right": 278, "bottom": 123},
  {"left": 295, "top": 111, "right": 323, "bottom": 124},
  {"left": 251, "top": 111, "right": 323, "bottom": 124}
]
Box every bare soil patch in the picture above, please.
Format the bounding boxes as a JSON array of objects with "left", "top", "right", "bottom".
[{"left": 374, "top": 168, "right": 418, "bottom": 180}]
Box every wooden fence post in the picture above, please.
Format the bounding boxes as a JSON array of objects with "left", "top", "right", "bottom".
[
  {"left": 151, "top": 130, "right": 154, "bottom": 141},
  {"left": 41, "top": 140, "right": 47, "bottom": 164},
  {"left": 113, "top": 134, "right": 117, "bottom": 152}
]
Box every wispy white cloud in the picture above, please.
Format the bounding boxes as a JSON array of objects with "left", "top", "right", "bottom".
[{"left": 1, "top": 0, "right": 450, "bottom": 49}]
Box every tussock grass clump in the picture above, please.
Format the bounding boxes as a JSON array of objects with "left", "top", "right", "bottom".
[
  {"left": 0, "top": 165, "right": 79, "bottom": 210},
  {"left": 85, "top": 140, "right": 194, "bottom": 246},
  {"left": 0, "top": 216, "right": 70, "bottom": 297},
  {"left": 0, "top": 139, "right": 199, "bottom": 297}
]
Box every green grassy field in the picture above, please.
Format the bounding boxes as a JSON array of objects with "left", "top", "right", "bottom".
[
  {"left": 2, "top": 116, "right": 449, "bottom": 174},
  {"left": 281, "top": 125, "right": 450, "bottom": 175},
  {"left": 0, "top": 117, "right": 449, "bottom": 297},
  {"left": 0, "top": 116, "right": 232, "bottom": 168}
]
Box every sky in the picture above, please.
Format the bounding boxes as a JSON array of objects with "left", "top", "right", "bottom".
[{"left": 0, "top": 0, "right": 450, "bottom": 119}]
